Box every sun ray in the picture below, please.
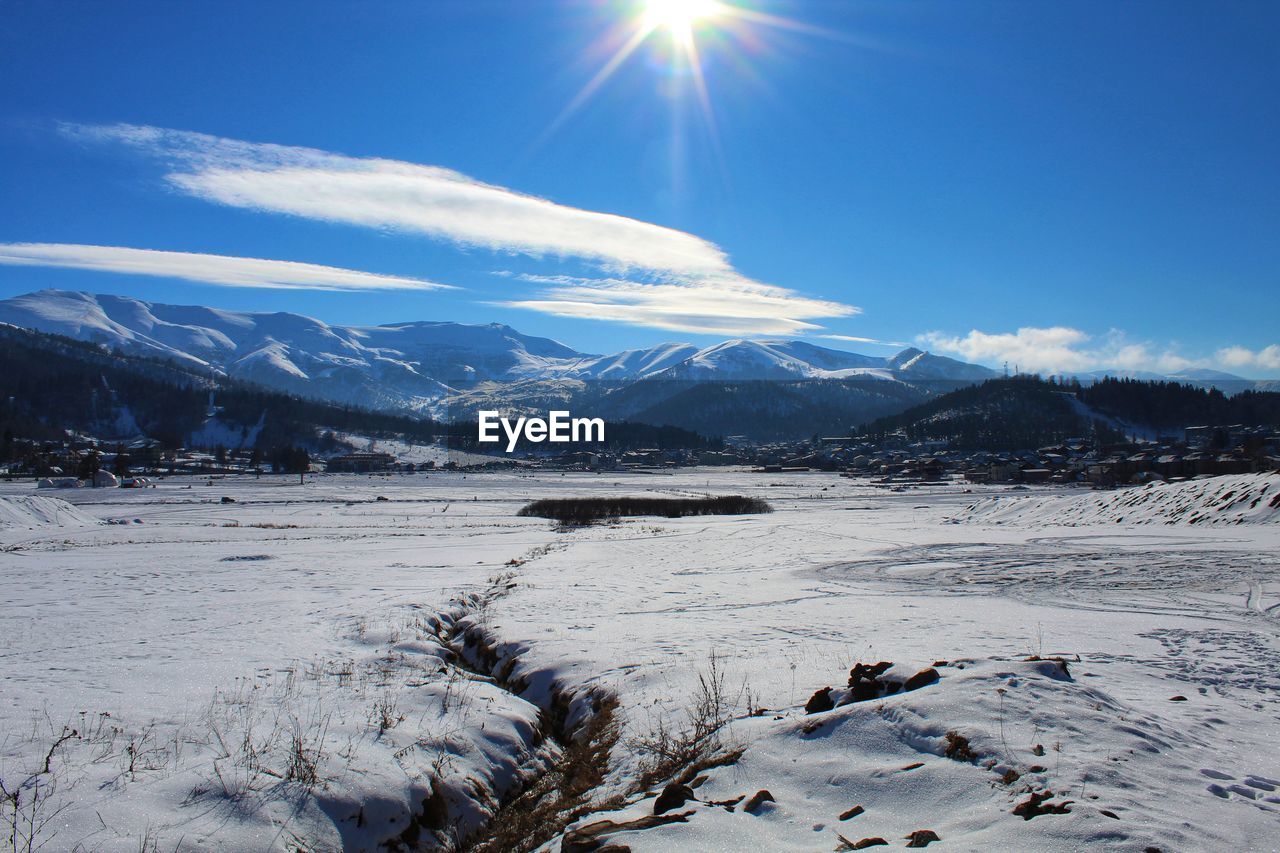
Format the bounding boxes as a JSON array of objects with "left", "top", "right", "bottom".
[
  {"left": 536, "top": 0, "right": 872, "bottom": 174},
  {"left": 681, "top": 32, "right": 730, "bottom": 189},
  {"left": 537, "top": 21, "right": 656, "bottom": 147}
]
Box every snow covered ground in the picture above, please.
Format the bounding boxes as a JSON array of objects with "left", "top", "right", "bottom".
[{"left": 1, "top": 471, "right": 1277, "bottom": 851}]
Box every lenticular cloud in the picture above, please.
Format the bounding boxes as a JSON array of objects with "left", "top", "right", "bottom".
[
  {"left": 0, "top": 242, "right": 448, "bottom": 292},
  {"left": 63, "top": 122, "right": 858, "bottom": 335}
]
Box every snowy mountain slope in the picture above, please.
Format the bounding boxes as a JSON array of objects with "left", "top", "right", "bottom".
[
  {"left": 643, "top": 338, "right": 891, "bottom": 380},
  {"left": 953, "top": 473, "right": 1280, "bottom": 526},
  {"left": 560, "top": 342, "right": 702, "bottom": 380},
  {"left": 0, "top": 290, "right": 995, "bottom": 416},
  {"left": 887, "top": 346, "right": 1000, "bottom": 381}
]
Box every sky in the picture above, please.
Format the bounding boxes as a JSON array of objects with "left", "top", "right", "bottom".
[{"left": 1, "top": 0, "right": 1278, "bottom": 376}]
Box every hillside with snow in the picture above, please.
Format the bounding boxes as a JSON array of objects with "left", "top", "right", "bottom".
[{"left": 954, "top": 473, "right": 1280, "bottom": 526}]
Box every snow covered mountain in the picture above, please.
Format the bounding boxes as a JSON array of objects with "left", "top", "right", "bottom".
[
  {"left": 1067, "top": 367, "right": 1261, "bottom": 392},
  {"left": 0, "top": 289, "right": 997, "bottom": 414}
]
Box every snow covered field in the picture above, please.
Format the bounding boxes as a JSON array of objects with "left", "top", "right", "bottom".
[{"left": 2, "top": 471, "right": 1278, "bottom": 851}]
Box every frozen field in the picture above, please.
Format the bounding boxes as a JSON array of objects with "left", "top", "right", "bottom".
[{"left": 2, "top": 471, "right": 1278, "bottom": 851}]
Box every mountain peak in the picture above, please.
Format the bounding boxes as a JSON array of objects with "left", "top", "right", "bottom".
[{"left": 0, "top": 289, "right": 1004, "bottom": 412}]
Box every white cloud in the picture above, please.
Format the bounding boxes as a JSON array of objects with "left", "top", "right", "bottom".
[
  {"left": 0, "top": 243, "right": 450, "bottom": 292},
  {"left": 495, "top": 273, "right": 856, "bottom": 336},
  {"left": 917, "top": 326, "right": 1198, "bottom": 375},
  {"left": 1217, "top": 344, "right": 1280, "bottom": 371},
  {"left": 63, "top": 123, "right": 858, "bottom": 335},
  {"left": 815, "top": 333, "right": 908, "bottom": 348}
]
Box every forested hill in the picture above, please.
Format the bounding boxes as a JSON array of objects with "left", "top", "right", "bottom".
[
  {"left": 1077, "top": 377, "right": 1280, "bottom": 431},
  {"left": 0, "top": 323, "right": 445, "bottom": 451},
  {"left": 858, "top": 376, "right": 1280, "bottom": 450},
  {"left": 0, "top": 324, "right": 719, "bottom": 455}
]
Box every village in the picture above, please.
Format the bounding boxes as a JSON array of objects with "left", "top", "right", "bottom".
[{"left": 4, "top": 421, "right": 1278, "bottom": 490}]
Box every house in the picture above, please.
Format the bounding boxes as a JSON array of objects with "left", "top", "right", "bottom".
[
  {"left": 917, "top": 458, "right": 946, "bottom": 481},
  {"left": 326, "top": 452, "right": 396, "bottom": 473}
]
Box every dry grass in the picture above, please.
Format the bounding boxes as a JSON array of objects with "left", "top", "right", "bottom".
[{"left": 628, "top": 652, "right": 743, "bottom": 790}]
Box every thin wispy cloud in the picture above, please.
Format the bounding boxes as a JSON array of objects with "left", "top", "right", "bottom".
[
  {"left": 497, "top": 272, "right": 855, "bottom": 336},
  {"left": 815, "top": 333, "right": 908, "bottom": 348},
  {"left": 0, "top": 243, "right": 450, "bottom": 292},
  {"left": 61, "top": 122, "right": 858, "bottom": 335}
]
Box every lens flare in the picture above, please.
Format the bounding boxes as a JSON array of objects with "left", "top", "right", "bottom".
[{"left": 644, "top": 0, "right": 719, "bottom": 46}]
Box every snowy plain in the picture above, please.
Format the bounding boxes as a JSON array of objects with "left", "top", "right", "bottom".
[{"left": 2, "top": 471, "right": 1278, "bottom": 851}]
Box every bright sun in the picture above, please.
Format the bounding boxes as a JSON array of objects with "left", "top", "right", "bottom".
[{"left": 644, "top": 0, "right": 720, "bottom": 43}]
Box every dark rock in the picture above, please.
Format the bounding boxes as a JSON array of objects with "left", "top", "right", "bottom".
[
  {"left": 849, "top": 680, "right": 881, "bottom": 703},
  {"left": 653, "top": 783, "right": 696, "bottom": 815},
  {"left": 852, "top": 837, "right": 888, "bottom": 849},
  {"left": 1013, "top": 790, "right": 1073, "bottom": 820},
  {"left": 905, "top": 829, "right": 941, "bottom": 847},
  {"left": 1170, "top": 695, "right": 1188, "bottom": 701},
  {"left": 1100, "top": 809, "right": 1120, "bottom": 819},
  {"left": 844, "top": 661, "right": 895, "bottom": 703},
  {"left": 220, "top": 495, "right": 236, "bottom": 503},
  {"left": 744, "top": 789, "right": 775, "bottom": 813},
  {"left": 805, "top": 687, "right": 835, "bottom": 714},
  {"left": 849, "top": 661, "right": 893, "bottom": 685},
  {"left": 903, "top": 667, "right": 940, "bottom": 691},
  {"left": 839, "top": 804, "right": 865, "bottom": 820}
]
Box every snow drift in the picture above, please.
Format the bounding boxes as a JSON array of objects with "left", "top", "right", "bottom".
[
  {"left": 954, "top": 473, "right": 1280, "bottom": 526},
  {"left": 0, "top": 495, "right": 102, "bottom": 529}
]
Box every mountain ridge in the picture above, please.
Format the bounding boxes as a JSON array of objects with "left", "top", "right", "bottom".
[{"left": 0, "top": 289, "right": 997, "bottom": 414}]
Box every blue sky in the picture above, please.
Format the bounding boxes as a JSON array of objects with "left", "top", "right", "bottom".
[{"left": 1, "top": 0, "right": 1277, "bottom": 375}]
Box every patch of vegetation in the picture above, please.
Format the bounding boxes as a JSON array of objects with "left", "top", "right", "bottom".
[
  {"left": 943, "top": 731, "right": 977, "bottom": 762},
  {"left": 627, "top": 652, "right": 745, "bottom": 790},
  {"left": 517, "top": 495, "right": 772, "bottom": 525},
  {"left": 466, "top": 693, "right": 622, "bottom": 853}
]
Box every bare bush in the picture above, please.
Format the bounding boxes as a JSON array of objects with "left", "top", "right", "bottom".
[
  {"left": 517, "top": 496, "right": 772, "bottom": 525},
  {"left": 369, "top": 693, "right": 404, "bottom": 736},
  {"left": 627, "top": 652, "right": 742, "bottom": 788},
  {"left": 1, "top": 727, "right": 79, "bottom": 852}
]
